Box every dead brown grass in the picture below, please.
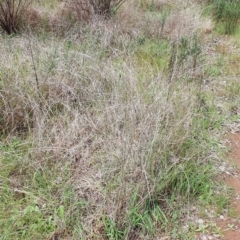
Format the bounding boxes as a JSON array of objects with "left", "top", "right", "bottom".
[
  {"left": 23, "top": 6, "right": 48, "bottom": 32},
  {"left": 61, "top": 0, "right": 93, "bottom": 22}
]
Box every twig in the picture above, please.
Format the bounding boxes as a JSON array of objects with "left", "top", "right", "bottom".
[{"left": 27, "top": 33, "right": 41, "bottom": 100}]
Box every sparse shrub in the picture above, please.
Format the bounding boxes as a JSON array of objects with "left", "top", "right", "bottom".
[
  {"left": 0, "top": 90, "right": 35, "bottom": 133},
  {"left": 50, "top": 0, "right": 127, "bottom": 36},
  {"left": 64, "top": 0, "right": 93, "bottom": 22},
  {"left": 213, "top": 0, "right": 240, "bottom": 34},
  {"left": 168, "top": 35, "right": 202, "bottom": 81},
  {"left": 178, "top": 35, "right": 202, "bottom": 70},
  {"left": 90, "top": 0, "right": 111, "bottom": 16},
  {"left": 23, "top": 7, "right": 49, "bottom": 33},
  {"left": 63, "top": 0, "right": 126, "bottom": 21},
  {"left": 0, "top": 0, "right": 30, "bottom": 34},
  {"left": 90, "top": 0, "right": 126, "bottom": 16}
]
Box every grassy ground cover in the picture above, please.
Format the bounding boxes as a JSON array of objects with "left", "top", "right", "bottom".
[{"left": 0, "top": 0, "right": 240, "bottom": 239}]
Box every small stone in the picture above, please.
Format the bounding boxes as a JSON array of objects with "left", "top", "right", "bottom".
[
  {"left": 183, "top": 224, "right": 189, "bottom": 230},
  {"left": 219, "top": 166, "right": 226, "bottom": 172},
  {"left": 220, "top": 215, "right": 225, "bottom": 220},
  {"left": 207, "top": 213, "right": 214, "bottom": 218},
  {"left": 199, "top": 234, "right": 207, "bottom": 240},
  {"left": 192, "top": 206, "right": 197, "bottom": 212},
  {"left": 197, "top": 218, "right": 204, "bottom": 224}
]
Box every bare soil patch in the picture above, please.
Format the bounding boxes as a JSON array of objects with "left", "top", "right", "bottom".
[{"left": 217, "top": 133, "right": 240, "bottom": 239}]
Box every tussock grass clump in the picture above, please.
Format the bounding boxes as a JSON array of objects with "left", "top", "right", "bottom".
[
  {"left": 90, "top": 0, "right": 126, "bottom": 16},
  {"left": 0, "top": 89, "right": 35, "bottom": 133},
  {"left": 21, "top": 0, "right": 126, "bottom": 36},
  {"left": 212, "top": 0, "right": 240, "bottom": 34},
  {"left": 0, "top": 0, "right": 30, "bottom": 34},
  {"left": 24, "top": 7, "right": 42, "bottom": 29},
  {"left": 61, "top": 0, "right": 93, "bottom": 22}
]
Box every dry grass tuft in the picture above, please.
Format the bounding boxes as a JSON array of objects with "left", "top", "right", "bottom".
[
  {"left": 61, "top": 0, "right": 93, "bottom": 22},
  {"left": 0, "top": 0, "right": 30, "bottom": 34},
  {"left": 163, "top": 6, "right": 205, "bottom": 39},
  {"left": 116, "top": 0, "right": 209, "bottom": 40},
  {"left": 23, "top": 6, "right": 48, "bottom": 32},
  {"left": 0, "top": 90, "right": 35, "bottom": 133},
  {"left": 0, "top": 1, "right": 232, "bottom": 239},
  {"left": 116, "top": 3, "right": 146, "bottom": 37}
]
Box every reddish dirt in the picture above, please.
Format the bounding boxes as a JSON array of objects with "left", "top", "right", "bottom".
[{"left": 217, "top": 133, "right": 240, "bottom": 239}]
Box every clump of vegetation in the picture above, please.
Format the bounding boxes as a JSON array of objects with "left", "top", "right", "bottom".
[
  {"left": 90, "top": 0, "right": 126, "bottom": 16},
  {"left": 0, "top": 0, "right": 239, "bottom": 239},
  {"left": 0, "top": 0, "right": 126, "bottom": 35},
  {"left": 0, "top": 0, "right": 30, "bottom": 34},
  {"left": 168, "top": 35, "right": 202, "bottom": 81},
  {"left": 212, "top": 0, "right": 240, "bottom": 34}
]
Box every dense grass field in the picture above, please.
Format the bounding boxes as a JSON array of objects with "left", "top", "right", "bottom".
[{"left": 1, "top": 0, "right": 240, "bottom": 239}]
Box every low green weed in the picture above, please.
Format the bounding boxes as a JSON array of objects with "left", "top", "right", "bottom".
[
  {"left": 212, "top": 0, "right": 240, "bottom": 34},
  {"left": 168, "top": 35, "right": 202, "bottom": 80},
  {"left": 102, "top": 216, "right": 126, "bottom": 240},
  {"left": 135, "top": 39, "right": 170, "bottom": 72},
  {"left": 0, "top": 138, "right": 84, "bottom": 240},
  {"left": 128, "top": 194, "right": 168, "bottom": 236}
]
